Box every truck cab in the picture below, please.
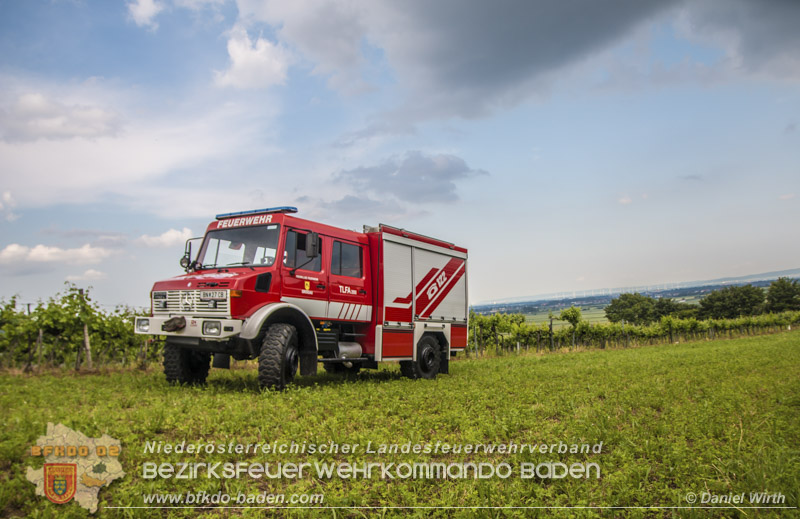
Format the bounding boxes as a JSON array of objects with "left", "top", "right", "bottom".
[{"left": 134, "top": 207, "right": 468, "bottom": 389}]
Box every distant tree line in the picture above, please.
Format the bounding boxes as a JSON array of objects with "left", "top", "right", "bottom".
[{"left": 604, "top": 278, "right": 800, "bottom": 325}]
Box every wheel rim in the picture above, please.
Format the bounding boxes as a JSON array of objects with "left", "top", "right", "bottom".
[{"left": 285, "top": 346, "right": 299, "bottom": 380}]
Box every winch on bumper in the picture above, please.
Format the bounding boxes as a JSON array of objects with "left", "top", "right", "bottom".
[{"left": 134, "top": 315, "right": 243, "bottom": 339}]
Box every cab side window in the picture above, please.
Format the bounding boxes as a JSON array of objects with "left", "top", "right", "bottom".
[
  {"left": 331, "top": 241, "right": 363, "bottom": 278},
  {"left": 284, "top": 230, "right": 322, "bottom": 271}
]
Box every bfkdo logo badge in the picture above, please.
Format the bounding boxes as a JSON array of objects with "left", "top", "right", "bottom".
[
  {"left": 44, "top": 463, "right": 77, "bottom": 504},
  {"left": 26, "top": 423, "right": 125, "bottom": 513}
]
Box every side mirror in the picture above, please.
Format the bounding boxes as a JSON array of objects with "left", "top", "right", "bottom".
[
  {"left": 181, "top": 237, "right": 203, "bottom": 271},
  {"left": 305, "top": 232, "right": 319, "bottom": 258}
]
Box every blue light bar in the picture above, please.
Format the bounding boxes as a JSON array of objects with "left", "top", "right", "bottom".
[{"left": 215, "top": 206, "right": 298, "bottom": 220}]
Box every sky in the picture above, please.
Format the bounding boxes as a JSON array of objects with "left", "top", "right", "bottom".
[{"left": 0, "top": 0, "right": 798, "bottom": 309}]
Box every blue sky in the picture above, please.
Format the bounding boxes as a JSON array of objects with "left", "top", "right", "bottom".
[{"left": 0, "top": 0, "right": 798, "bottom": 309}]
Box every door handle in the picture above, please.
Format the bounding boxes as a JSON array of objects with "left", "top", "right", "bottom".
[{"left": 316, "top": 284, "right": 326, "bottom": 289}]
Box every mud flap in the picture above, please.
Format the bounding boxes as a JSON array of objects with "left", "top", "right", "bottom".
[
  {"left": 439, "top": 350, "right": 449, "bottom": 374},
  {"left": 300, "top": 352, "right": 318, "bottom": 376}
]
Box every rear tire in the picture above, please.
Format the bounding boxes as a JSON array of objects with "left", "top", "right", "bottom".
[
  {"left": 163, "top": 341, "right": 210, "bottom": 385},
  {"left": 258, "top": 324, "right": 299, "bottom": 390},
  {"left": 400, "top": 335, "right": 441, "bottom": 380}
]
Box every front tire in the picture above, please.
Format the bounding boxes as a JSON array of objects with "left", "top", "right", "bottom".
[
  {"left": 163, "top": 341, "right": 211, "bottom": 385},
  {"left": 400, "top": 335, "right": 441, "bottom": 380},
  {"left": 258, "top": 324, "right": 299, "bottom": 390}
]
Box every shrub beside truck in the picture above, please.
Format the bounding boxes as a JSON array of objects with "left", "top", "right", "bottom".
[{"left": 134, "top": 207, "right": 468, "bottom": 389}]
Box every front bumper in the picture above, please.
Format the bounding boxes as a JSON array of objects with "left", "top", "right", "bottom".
[{"left": 134, "top": 316, "right": 243, "bottom": 340}]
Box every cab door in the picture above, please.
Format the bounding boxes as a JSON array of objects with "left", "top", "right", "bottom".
[
  {"left": 280, "top": 229, "right": 328, "bottom": 319},
  {"left": 327, "top": 238, "right": 371, "bottom": 322}
]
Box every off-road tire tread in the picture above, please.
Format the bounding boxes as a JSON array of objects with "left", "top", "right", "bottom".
[
  {"left": 258, "top": 324, "right": 297, "bottom": 390},
  {"left": 163, "top": 342, "right": 210, "bottom": 385}
]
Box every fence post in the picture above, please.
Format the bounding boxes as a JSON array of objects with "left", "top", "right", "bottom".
[
  {"left": 138, "top": 339, "right": 149, "bottom": 369},
  {"left": 36, "top": 329, "right": 43, "bottom": 372},
  {"left": 24, "top": 331, "right": 35, "bottom": 373},
  {"left": 74, "top": 340, "right": 81, "bottom": 371},
  {"left": 83, "top": 323, "right": 93, "bottom": 370},
  {"left": 79, "top": 289, "right": 93, "bottom": 369}
]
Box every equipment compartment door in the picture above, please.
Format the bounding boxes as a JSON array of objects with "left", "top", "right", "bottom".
[
  {"left": 413, "top": 248, "right": 467, "bottom": 321},
  {"left": 382, "top": 240, "right": 413, "bottom": 325}
]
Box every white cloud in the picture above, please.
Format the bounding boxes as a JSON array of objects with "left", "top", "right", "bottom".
[
  {"left": 302, "top": 194, "right": 418, "bottom": 223},
  {"left": 0, "top": 75, "right": 283, "bottom": 216},
  {"left": 128, "top": 0, "right": 165, "bottom": 29},
  {"left": 236, "top": 0, "right": 368, "bottom": 91},
  {"left": 675, "top": 0, "right": 800, "bottom": 82},
  {"left": 0, "top": 244, "right": 115, "bottom": 265},
  {"left": 779, "top": 193, "right": 795, "bottom": 201},
  {"left": 0, "top": 93, "right": 122, "bottom": 142},
  {"left": 137, "top": 228, "right": 194, "bottom": 247},
  {"left": 175, "top": 0, "right": 226, "bottom": 8},
  {"left": 233, "top": 0, "right": 800, "bottom": 124},
  {"left": 618, "top": 196, "right": 633, "bottom": 205},
  {"left": 236, "top": 0, "right": 676, "bottom": 117},
  {"left": 0, "top": 191, "right": 19, "bottom": 221},
  {"left": 336, "top": 150, "right": 488, "bottom": 204},
  {"left": 66, "top": 269, "right": 108, "bottom": 282},
  {"left": 215, "top": 26, "right": 290, "bottom": 89}
]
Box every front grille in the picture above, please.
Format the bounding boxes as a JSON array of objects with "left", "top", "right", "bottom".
[{"left": 154, "top": 290, "right": 230, "bottom": 316}]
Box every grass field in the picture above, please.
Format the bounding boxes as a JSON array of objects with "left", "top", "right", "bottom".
[{"left": 2, "top": 331, "right": 799, "bottom": 518}]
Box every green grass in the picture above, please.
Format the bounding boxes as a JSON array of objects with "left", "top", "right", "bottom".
[{"left": 1, "top": 332, "right": 799, "bottom": 518}]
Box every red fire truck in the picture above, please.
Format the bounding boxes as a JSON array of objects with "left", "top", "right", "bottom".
[{"left": 134, "top": 207, "right": 468, "bottom": 389}]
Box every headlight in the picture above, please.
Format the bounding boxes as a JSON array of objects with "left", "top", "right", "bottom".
[
  {"left": 136, "top": 319, "right": 150, "bottom": 333},
  {"left": 203, "top": 321, "right": 221, "bottom": 336}
]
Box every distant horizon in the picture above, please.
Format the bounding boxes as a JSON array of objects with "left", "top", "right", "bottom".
[
  {"left": 1, "top": 1, "right": 798, "bottom": 308},
  {"left": 475, "top": 266, "right": 800, "bottom": 307}
]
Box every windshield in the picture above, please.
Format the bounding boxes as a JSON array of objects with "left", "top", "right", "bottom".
[{"left": 197, "top": 224, "right": 280, "bottom": 269}]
